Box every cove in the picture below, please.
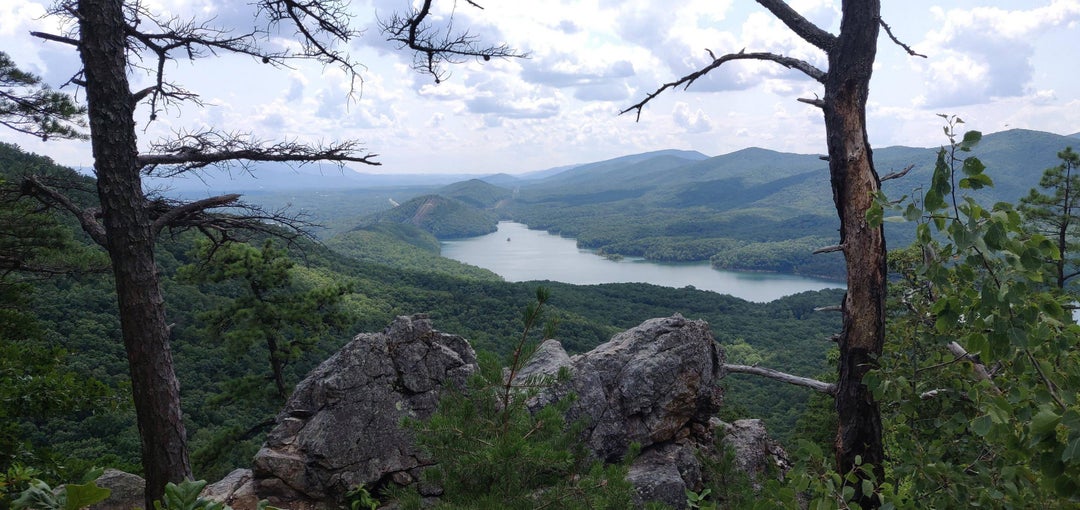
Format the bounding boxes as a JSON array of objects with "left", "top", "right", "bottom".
[{"left": 441, "top": 222, "right": 843, "bottom": 302}]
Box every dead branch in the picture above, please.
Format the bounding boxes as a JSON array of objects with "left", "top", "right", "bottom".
[
  {"left": 20, "top": 175, "right": 107, "bottom": 247},
  {"left": 946, "top": 341, "right": 1001, "bottom": 395},
  {"left": 724, "top": 363, "right": 836, "bottom": 395},
  {"left": 881, "top": 164, "right": 915, "bottom": 182},
  {"left": 29, "top": 31, "right": 80, "bottom": 47},
  {"left": 379, "top": 0, "right": 525, "bottom": 82},
  {"left": 814, "top": 244, "right": 844, "bottom": 254},
  {"left": 138, "top": 131, "right": 379, "bottom": 173},
  {"left": 151, "top": 194, "right": 241, "bottom": 236},
  {"left": 878, "top": 17, "right": 926, "bottom": 58},
  {"left": 147, "top": 194, "right": 319, "bottom": 248},
  {"left": 257, "top": 0, "right": 366, "bottom": 93},
  {"left": 621, "top": 50, "right": 825, "bottom": 121},
  {"left": 756, "top": 0, "right": 836, "bottom": 51}
]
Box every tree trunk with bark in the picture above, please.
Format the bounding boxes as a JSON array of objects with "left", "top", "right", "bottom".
[
  {"left": 30, "top": 0, "right": 503, "bottom": 506},
  {"left": 624, "top": 8, "right": 892, "bottom": 502},
  {"left": 822, "top": 2, "right": 886, "bottom": 505},
  {"left": 77, "top": 0, "right": 192, "bottom": 505}
]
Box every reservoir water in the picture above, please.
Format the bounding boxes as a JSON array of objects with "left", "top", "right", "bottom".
[{"left": 441, "top": 222, "right": 843, "bottom": 302}]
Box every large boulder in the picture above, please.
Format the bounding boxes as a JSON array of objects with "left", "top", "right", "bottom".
[
  {"left": 88, "top": 469, "right": 144, "bottom": 510},
  {"left": 718, "top": 418, "right": 791, "bottom": 491},
  {"left": 521, "top": 314, "right": 725, "bottom": 508},
  {"left": 252, "top": 314, "right": 477, "bottom": 507},
  {"left": 526, "top": 314, "right": 724, "bottom": 461}
]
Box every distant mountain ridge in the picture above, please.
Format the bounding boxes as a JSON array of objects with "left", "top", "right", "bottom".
[
  {"left": 177, "top": 128, "right": 1078, "bottom": 280},
  {"left": 494, "top": 128, "right": 1078, "bottom": 279}
]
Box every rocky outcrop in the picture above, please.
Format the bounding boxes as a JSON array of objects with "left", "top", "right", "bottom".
[
  {"left": 252, "top": 314, "right": 477, "bottom": 507},
  {"left": 89, "top": 469, "right": 144, "bottom": 510},
  {"left": 718, "top": 418, "right": 791, "bottom": 491},
  {"left": 520, "top": 314, "right": 724, "bottom": 508},
  {"left": 247, "top": 313, "right": 787, "bottom": 510},
  {"left": 525, "top": 314, "right": 723, "bottom": 461},
  {"left": 202, "top": 469, "right": 263, "bottom": 510}
]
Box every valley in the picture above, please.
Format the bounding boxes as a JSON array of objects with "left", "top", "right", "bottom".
[{"left": 3, "top": 127, "right": 1078, "bottom": 504}]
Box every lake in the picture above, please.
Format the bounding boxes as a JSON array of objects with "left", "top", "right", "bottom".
[{"left": 441, "top": 222, "right": 843, "bottom": 302}]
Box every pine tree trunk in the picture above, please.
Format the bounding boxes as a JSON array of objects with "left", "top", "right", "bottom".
[
  {"left": 77, "top": 0, "right": 192, "bottom": 505},
  {"left": 823, "top": 2, "right": 886, "bottom": 507},
  {"left": 267, "top": 335, "right": 288, "bottom": 399}
]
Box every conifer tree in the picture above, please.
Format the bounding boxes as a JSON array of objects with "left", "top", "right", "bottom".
[
  {"left": 180, "top": 239, "right": 352, "bottom": 400},
  {"left": 0, "top": 51, "right": 86, "bottom": 141},
  {"left": 1020, "top": 147, "right": 1080, "bottom": 290}
]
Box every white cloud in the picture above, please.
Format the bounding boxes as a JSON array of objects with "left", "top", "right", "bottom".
[
  {"left": 672, "top": 102, "right": 713, "bottom": 133},
  {"left": 916, "top": 1, "right": 1080, "bottom": 107},
  {"left": 0, "top": 0, "right": 1077, "bottom": 175}
]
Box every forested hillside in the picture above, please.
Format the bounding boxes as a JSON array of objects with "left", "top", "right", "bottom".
[
  {"left": 0, "top": 143, "right": 842, "bottom": 487},
  {"left": 222, "top": 129, "right": 1076, "bottom": 282},
  {"left": 368, "top": 194, "right": 499, "bottom": 238},
  {"left": 502, "top": 129, "right": 1074, "bottom": 279}
]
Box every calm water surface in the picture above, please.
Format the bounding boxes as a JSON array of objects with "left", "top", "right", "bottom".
[{"left": 441, "top": 222, "right": 843, "bottom": 302}]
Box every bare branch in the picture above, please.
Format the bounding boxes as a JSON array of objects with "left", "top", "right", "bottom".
[
  {"left": 621, "top": 50, "right": 825, "bottom": 121},
  {"left": 29, "top": 31, "right": 80, "bottom": 47},
  {"left": 881, "top": 163, "right": 915, "bottom": 182},
  {"left": 21, "top": 175, "right": 107, "bottom": 247},
  {"left": 151, "top": 193, "right": 241, "bottom": 236},
  {"left": 815, "top": 305, "right": 843, "bottom": 312},
  {"left": 797, "top": 97, "right": 824, "bottom": 108},
  {"left": 946, "top": 341, "right": 1001, "bottom": 395},
  {"left": 137, "top": 131, "right": 379, "bottom": 172},
  {"left": 147, "top": 193, "right": 320, "bottom": 248},
  {"left": 724, "top": 363, "right": 836, "bottom": 395},
  {"left": 379, "top": 0, "right": 526, "bottom": 82},
  {"left": 878, "top": 17, "right": 926, "bottom": 58},
  {"left": 121, "top": 9, "right": 277, "bottom": 117},
  {"left": 814, "top": 244, "right": 845, "bottom": 254},
  {"left": 257, "top": 0, "right": 367, "bottom": 93},
  {"left": 1024, "top": 348, "right": 1066, "bottom": 410},
  {"left": 755, "top": 0, "right": 836, "bottom": 51}
]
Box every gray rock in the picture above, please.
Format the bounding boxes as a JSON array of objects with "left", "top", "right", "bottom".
[
  {"left": 252, "top": 314, "right": 477, "bottom": 506},
  {"left": 201, "top": 469, "right": 263, "bottom": 510},
  {"left": 243, "top": 313, "right": 785, "bottom": 509},
  {"left": 626, "top": 442, "right": 703, "bottom": 509},
  {"left": 718, "top": 418, "right": 791, "bottom": 491},
  {"left": 89, "top": 469, "right": 144, "bottom": 510},
  {"left": 526, "top": 314, "right": 724, "bottom": 462},
  {"left": 514, "top": 338, "right": 571, "bottom": 383}
]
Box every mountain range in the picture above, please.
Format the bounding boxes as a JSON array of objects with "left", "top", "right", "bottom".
[{"left": 322, "top": 128, "right": 1079, "bottom": 280}]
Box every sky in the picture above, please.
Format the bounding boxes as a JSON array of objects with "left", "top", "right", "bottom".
[{"left": 1, "top": 0, "right": 1079, "bottom": 175}]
